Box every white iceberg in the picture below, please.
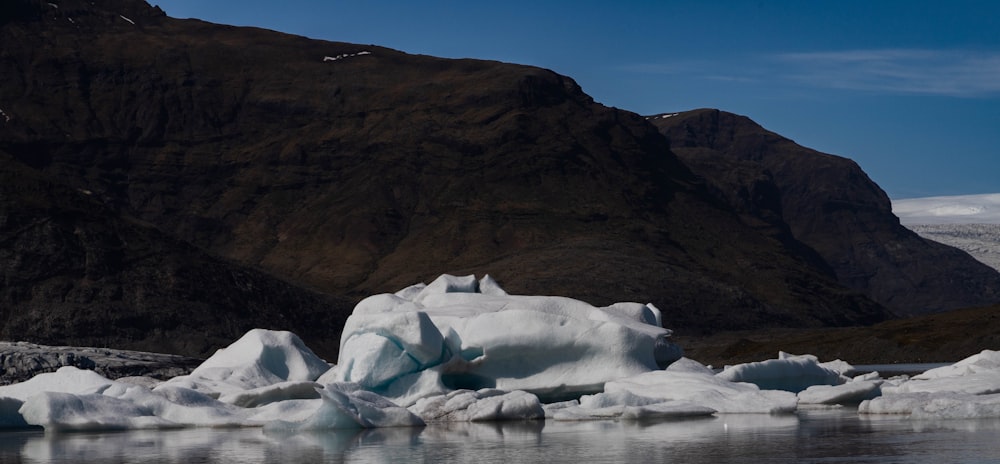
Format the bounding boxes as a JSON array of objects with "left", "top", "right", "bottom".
[
  {"left": 156, "top": 329, "right": 332, "bottom": 398},
  {"left": 797, "top": 380, "right": 882, "bottom": 405},
  {"left": 718, "top": 352, "right": 846, "bottom": 393},
  {"left": 860, "top": 392, "right": 1000, "bottom": 419},
  {"left": 545, "top": 357, "right": 796, "bottom": 419},
  {"left": 860, "top": 350, "right": 1000, "bottom": 419},
  {"left": 333, "top": 274, "right": 682, "bottom": 404}
]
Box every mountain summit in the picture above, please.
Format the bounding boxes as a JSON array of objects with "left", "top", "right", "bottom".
[{"left": 2, "top": 0, "right": 996, "bottom": 356}]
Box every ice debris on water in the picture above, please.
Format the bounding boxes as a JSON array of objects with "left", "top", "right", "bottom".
[{"left": 1, "top": 274, "right": 999, "bottom": 431}]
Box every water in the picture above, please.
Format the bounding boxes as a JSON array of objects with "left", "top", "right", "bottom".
[{"left": 2, "top": 409, "right": 999, "bottom": 463}]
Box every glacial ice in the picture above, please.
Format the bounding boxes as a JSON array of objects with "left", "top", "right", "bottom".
[
  {"left": 1, "top": 274, "right": 1000, "bottom": 430},
  {"left": 334, "top": 274, "right": 682, "bottom": 403},
  {"left": 717, "top": 352, "right": 846, "bottom": 392},
  {"left": 859, "top": 349, "right": 1000, "bottom": 418}
]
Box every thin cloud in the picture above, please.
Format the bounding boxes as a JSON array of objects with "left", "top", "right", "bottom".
[
  {"left": 773, "top": 49, "right": 1000, "bottom": 97},
  {"left": 620, "top": 49, "right": 1000, "bottom": 98}
]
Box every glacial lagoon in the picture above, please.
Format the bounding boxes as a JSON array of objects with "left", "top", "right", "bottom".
[{"left": 3, "top": 408, "right": 999, "bottom": 463}]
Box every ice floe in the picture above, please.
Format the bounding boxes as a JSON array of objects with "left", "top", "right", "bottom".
[
  {"left": 860, "top": 350, "right": 1000, "bottom": 418},
  {"left": 1, "top": 275, "right": 999, "bottom": 430},
  {"left": 717, "top": 352, "right": 846, "bottom": 392}
]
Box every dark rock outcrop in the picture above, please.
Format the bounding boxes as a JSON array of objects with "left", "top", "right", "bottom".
[
  {"left": 649, "top": 109, "right": 1000, "bottom": 316},
  {"left": 0, "top": 341, "right": 202, "bottom": 385}
]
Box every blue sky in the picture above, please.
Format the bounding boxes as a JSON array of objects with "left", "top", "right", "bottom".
[{"left": 152, "top": 0, "right": 1000, "bottom": 199}]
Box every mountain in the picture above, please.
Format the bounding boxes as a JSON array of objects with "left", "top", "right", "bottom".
[
  {"left": 648, "top": 109, "right": 1000, "bottom": 317},
  {"left": 0, "top": 151, "right": 353, "bottom": 358},
  {"left": 1, "top": 0, "right": 995, "bottom": 358}
]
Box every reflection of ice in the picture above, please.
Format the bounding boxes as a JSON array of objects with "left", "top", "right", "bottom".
[{"left": 9, "top": 411, "right": 1000, "bottom": 463}]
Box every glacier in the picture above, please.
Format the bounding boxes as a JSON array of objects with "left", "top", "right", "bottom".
[{"left": 2, "top": 274, "right": 1000, "bottom": 431}]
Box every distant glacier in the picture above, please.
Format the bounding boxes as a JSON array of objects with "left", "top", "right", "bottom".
[{"left": 893, "top": 193, "right": 1000, "bottom": 272}]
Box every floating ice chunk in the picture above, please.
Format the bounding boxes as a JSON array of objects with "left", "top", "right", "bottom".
[
  {"left": 797, "top": 380, "right": 882, "bottom": 405},
  {"left": 603, "top": 369, "right": 797, "bottom": 414},
  {"left": 879, "top": 350, "right": 1000, "bottom": 396},
  {"left": 336, "top": 275, "right": 681, "bottom": 404},
  {"left": 0, "top": 366, "right": 117, "bottom": 401},
  {"left": 883, "top": 371, "right": 1000, "bottom": 395},
  {"left": 19, "top": 392, "right": 175, "bottom": 431},
  {"left": 717, "top": 353, "right": 845, "bottom": 393},
  {"left": 263, "top": 383, "right": 422, "bottom": 431},
  {"left": 157, "top": 329, "right": 331, "bottom": 396},
  {"left": 860, "top": 392, "right": 1000, "bottom": 419},
  {"left": 912, "top": 350, "right": 1000, "bottom": 380},
  {"left": 408, "top": 389, "right": 543, "bottom": 422},
  {"left": 551, "top": 388, "right": 715, "bottom": 421}
]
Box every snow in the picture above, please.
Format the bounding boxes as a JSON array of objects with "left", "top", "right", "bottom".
[
  {"left": 323, "top": 51, "right": 372, "bottom": 62},
  {"left": 119, "top": 15, "right": 135, "bottom": 25},
  {"left": 0, "top": 108, "right": 10, "bottom": 123},
  {"left": 2, "top": 275, "right": 1000, "bottom": 429}
]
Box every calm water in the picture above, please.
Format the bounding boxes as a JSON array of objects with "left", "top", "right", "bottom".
[{"left": 2, "top": 409, "right": 999, "bottom": 463}]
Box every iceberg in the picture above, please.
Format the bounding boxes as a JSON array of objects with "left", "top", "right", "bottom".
[
  {"left": 333, "top": 274, "right": 682, "bottom": 403},
  {"left": 717, "top": 352, "right": 846, "bottom": 393},
  {"left": 860, "top": 350, "right": 1000, "bottom": 419},
  {"left": 156, "top": 329, "right": 332, "bottom": 398}
]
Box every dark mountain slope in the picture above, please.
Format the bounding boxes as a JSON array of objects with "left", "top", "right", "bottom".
[
  {"left": 650, "top": 109, "right": 1000, "bottom": 316},
  {"left": 0, "top": 0, "right": 896, "bottom": 347},
  {"left": 0, "top": 151, "right": 353, "bottom": 358}
]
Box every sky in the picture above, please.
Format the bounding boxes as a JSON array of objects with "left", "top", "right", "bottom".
[{"left": 150, "top": 0, "right": 1000, "bottom": 199}]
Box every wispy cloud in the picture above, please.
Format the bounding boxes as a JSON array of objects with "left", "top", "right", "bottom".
[
  {"left": 621, "top": 49, "right": 1000, "bottom": 98},
  {"left": 773, "top": 49, "right": 1000, "bottom": 97}
]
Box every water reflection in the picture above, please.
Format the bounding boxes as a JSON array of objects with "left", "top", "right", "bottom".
[{"left": 3, "top": 411, "right": 1000, "bottom": 463}]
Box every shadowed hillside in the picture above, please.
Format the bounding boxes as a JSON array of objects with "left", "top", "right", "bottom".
[
  {"left": 650, "top": 109, "right": 1000, "bottom": 317},
  {"left": 4, "top": 0, "right": 996, "bottom": 357}
]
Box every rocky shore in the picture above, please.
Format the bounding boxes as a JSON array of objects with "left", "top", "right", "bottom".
[{"left": 0, "top": 342, "right": 202, "bottom": 386}]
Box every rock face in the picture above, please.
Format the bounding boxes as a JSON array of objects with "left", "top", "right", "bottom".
[
  {"left": 1, "top": 0, "right": 992, "bottom": 358},
  {"left": 649, "top": 109, "right": 1000, "bottom": 316}
]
